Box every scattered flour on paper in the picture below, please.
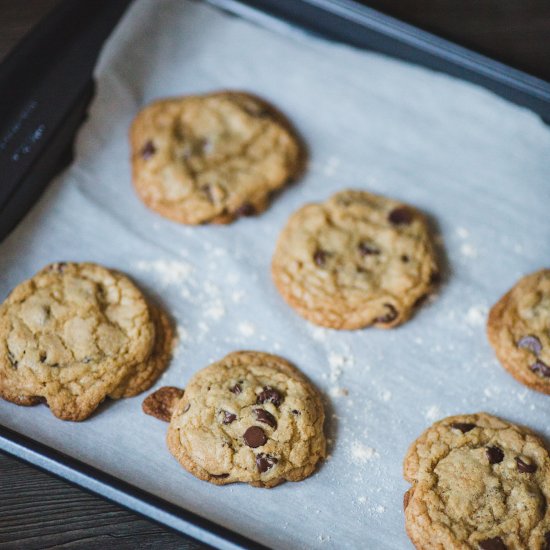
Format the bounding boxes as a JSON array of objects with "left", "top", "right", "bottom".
[
  {"left": 460, "top": 243, "right": 478, "bottom": 259},
  {"left": 465, "top": 305, "right": 488, "bottom": 327},
  {"left": 238, "top": 321, "right": 256, "bottom": 337},
  {"left": 350, "top": 441, "right": 379, "bottom": 464},
  {"left": 424, "top": 405, "right": 441, "bottom": 422}
]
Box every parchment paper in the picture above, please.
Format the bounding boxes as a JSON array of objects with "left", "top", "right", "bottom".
[{"left": 1, "top": 1, "right": 550, "bottom": 548}]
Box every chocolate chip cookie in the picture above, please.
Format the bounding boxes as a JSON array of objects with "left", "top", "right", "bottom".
[
  {"left": 143, "top": 351, "right": 326, "bottom": 488},
  {"left": 404, "top": 413, "right": 550, "bottom": 549},
  {"left": 487, "top": 269, "right": 550, "bottom": 395},
  {"left": 271, "top": 189, "right": 439, "bottom": 329},
  {"left": 0, "top": 262, "right": 174, "bottom": 421},
  {"left": 130, "top": 91, "right": 305, "bottom": 224}
]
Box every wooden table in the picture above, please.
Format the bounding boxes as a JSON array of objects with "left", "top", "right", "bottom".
[{"left": 1, "top": 1, "right": 548, "bottom": 548}]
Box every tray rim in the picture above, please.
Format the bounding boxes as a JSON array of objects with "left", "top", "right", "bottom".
[{"left": 1, "top": 0, "right": 550, "bottom": 548}]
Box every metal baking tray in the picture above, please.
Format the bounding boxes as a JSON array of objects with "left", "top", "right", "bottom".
[{"left": 1, "top": 1, "right": 549, "bottom": 549}]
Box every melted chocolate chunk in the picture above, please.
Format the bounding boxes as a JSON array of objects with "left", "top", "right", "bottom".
[
  {"left": 374, "top": 304, "right": 398, "bottom": 324},
  {"left": 450, "top": 422, "right": 476, "bottom": 433},
  {"left": 531, "top": 360, "right": 550, "bottom": 378},
  {"left": 222, "top": 410, "right": 236, "bottom": 425},
  {"left": 516, "top": 456, "right": 537, "bottom": 473},
  {"left": 256, "top": 453, "right": 278, "bottom": 473},
  {"left": 243, "top": 426, "right": 267, "bottom": 448},
  {"left": 313, "top": 249, "right": 328, "bottom": 267},
  {"left": 257, "top": 386, "right": 283, "bottom": 407},
  {"left": 235, "top": 202, "right": 256, "bottom": 217},
  {"left": 141, "top": 140, "right": 156, "bottom": 159},
  {"left": 211, "top": 473, "right": 229, "bottom": 479},
  {"left": 479, "top": 537, "right": 506, "bottom": 550},
  {"left": 486, "top": 446, "right": 504, "bottom": 465},
  {"left": 388, "top": 207, "right": 413, "bottom": 226},
  {"left": 517, "top": 335, "right": 542, "bottom": 355},
  {"left": 254, "top": 408, "right": 277, "bottom": 429},
  {"left": 230, "top": 383, "right": 242, "bottom": 395},
  {"left": 358, "top": 242, "right": 380, "bottom": 256}
]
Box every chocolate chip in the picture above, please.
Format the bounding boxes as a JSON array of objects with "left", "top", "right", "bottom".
[
  {"left": 450, "top": 422, "right": 476, "bottom": 433},
  {"left": 486, "top": 446, "right": 504, "bottom": 464},
  {"left": 256, "top": 453, "right": 278, "bottom": 473},
  {"left": 142, "top": 386, "right": 185, "bottom": 422},
  {"left": 39, "top": 352, "right": 47, "bottom": 363},
  {"left": 374, "top": 304, "right": 398, "bottom": 324},
  {"left": 388, "top": 207, "right": 413, "bottom": 225},
  {"left": 235, "top": 202, "right": 255, "bottom": 217},
  {"left": 544, "top": 532, "right": 550, "bottom": 550},
  {"left": 478, "top": 537, "right": 506, "bottom": 550},
  {"left": 257, "top": 386, "right": 283, "bottom": 407},
  {"left": 254, "top": 408, "right": 277, "bottom": 429},
  {"left": 313, "top": 249, "right": 328, "bottom": 267},
  {"left": 230, "top": 383, "right": 242, "bottom": 395},
  {"left": 358, "top": 242, "right": 380, "bottom": 256},
  {"left": 531, "top": 360, "right": 550, "bottom": 378},
  {"left": 222, "top": 410, "right": 236, "bottom": 425},
  {"left": 211, "top": 473, "right": 229, "bottom": 479},
  {"left": 243, "top": 426, "right": 267, "bottom": 448},
  {"left": 291, "top": 409, "right": 300, "bottom": 415},
  {"left": 517, "top": 335, "right": 542, "bottom": 355},
  {"left": 141, "top": 140, "right": 156, "bottom": 159},
  {"left": 516, "top": 456, "right": 537, "bottom": 473}
]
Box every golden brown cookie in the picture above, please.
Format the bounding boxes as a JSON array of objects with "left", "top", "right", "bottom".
[
  {"left": 487, "top": 269, "right": 550, "bottom": 395},
  {"left": 403, "top": 413, "right": 550, "bottom": 549},
  {"left": 130, "top": 91, "right": 305, "bottom": 224},
  {"left": 0, "top": 262, "right": 174, "bottom": 421},
  {"left": 271, "top": 189, "right": 439, "bottom": 329},
  {"left": 143, "top": 351, "right": 326, "bottom": 488}
]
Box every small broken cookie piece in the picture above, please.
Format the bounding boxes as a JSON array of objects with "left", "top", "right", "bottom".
[
  {"left": 143, "top": 386, "right": 184, "bottom": 422},
  {"left": 403, "top": 413, "right": 550, "bottom": 549},
  {"left": 0, "top": 262, "right": 174, "bottom": 421},
  {"left": 162, "top": 351, "right": 326, "bottom": 488},
  {"left": 130, "top": 91, "right": 305, "bottom": 225},
  {"left": 272, "top": 189, "right": 440, "bottom": 330},
  {"left": 487, "top": 269, "right": 550, "bottom": 394}
]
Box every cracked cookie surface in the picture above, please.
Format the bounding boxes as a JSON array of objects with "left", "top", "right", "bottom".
[
  {"left": 271, "top": 189, "right": 439, "bottom": 329},
  {"left": 130, "top": 91, "right": 304, "bottom": 225},
  {"left": 487, "top": 269, "right": 550, "bottom": 395},
  {"left": 0, "top": 262, "right": 174, "bottom": 420},
  {"left": 163, "top": 351, "right": 326, "bottom": 488},
  {"left": 403, "top": 413, "right": 550, "bottom": 549}
]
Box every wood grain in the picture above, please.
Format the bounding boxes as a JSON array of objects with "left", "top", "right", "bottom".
[{"left": 0, "top": 451, "right": 200, "bottom": 549}]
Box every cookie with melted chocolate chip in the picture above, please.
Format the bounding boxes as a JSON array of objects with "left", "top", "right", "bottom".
[
  {"left": 143, "top": 351, "right": 326, "bottom": 488},
  {"left": 0, "top": 262, "right": 174, "bottom": 421},
  {"left": 487, "top": 269, "right": 550, "bottom": 395},
  {"left": 404, "top": 413, "right": 550, "bottom": 549},
  {"left": 271, "top": 189, "right": 440, "bottom": 329},
  {"left": 130, "top": 91, "right": 305, "bottom": 225}
]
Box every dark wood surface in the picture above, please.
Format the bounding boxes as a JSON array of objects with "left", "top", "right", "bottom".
[{"left": 1, "top": 1, "right": 549, "bottom": 549}]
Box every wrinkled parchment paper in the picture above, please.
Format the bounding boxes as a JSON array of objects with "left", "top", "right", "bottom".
[{"left": 1, "top": 1, "right": 550, "bottom": 548}]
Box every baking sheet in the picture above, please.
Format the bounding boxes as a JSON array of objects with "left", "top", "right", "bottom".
[{"left": 1, "top": 0, "right": 550, "bottom": 548}]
